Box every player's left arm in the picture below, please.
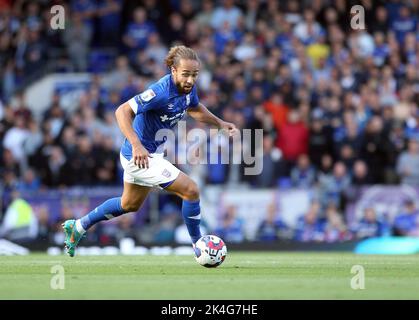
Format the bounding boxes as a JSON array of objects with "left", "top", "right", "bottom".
[{"left": 187, "top": 102, "right": 239, "bottom": 137}]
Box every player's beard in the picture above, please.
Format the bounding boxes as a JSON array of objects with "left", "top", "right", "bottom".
[
  {"left": 176, "top": 82, "right": 193, "bottom": 94},
  {"left": 183, "top": 84, "right": 193, "bottom": 93}
]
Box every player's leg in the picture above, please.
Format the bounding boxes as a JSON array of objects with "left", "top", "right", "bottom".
[
  {"left": 120, "top": 181, "right": 152, "bottom": 212},
  {"left": 165, "top": 172, "right": 202, "bottom": 244},
  {"left": 63, "top": 182, "right": 151, "bottom": 256}
]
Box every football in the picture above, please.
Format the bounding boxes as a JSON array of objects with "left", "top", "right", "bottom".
[{"left": 194, "top": 235, "right": 227, "bottom": 268}]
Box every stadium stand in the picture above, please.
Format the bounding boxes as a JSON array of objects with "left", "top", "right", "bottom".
[{"left": 0, "top": 0, "right": 418, "bottom": 246}]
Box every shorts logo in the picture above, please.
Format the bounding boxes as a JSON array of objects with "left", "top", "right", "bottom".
[
  {"left": 140, "top": 89, "right": 156, "bottom": 102},
  {"left": 162, "top": 169, "right": 171, "bottom": 178}
]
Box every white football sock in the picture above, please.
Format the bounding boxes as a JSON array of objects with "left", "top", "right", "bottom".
[{"left": 75, "top": 219, "right": 86, "bottom": 235}]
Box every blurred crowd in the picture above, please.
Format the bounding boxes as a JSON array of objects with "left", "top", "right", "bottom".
[
  {"left": 217, "top": 198, "right": 419, "bottom": 243},
  {"left": 1, "top": 189, "right": 418, "bottom": 245},
  {"left": 0, "top": 0, "right": 418, "bottom": 244}
]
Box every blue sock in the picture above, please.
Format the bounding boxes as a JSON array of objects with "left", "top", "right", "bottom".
[
  {"left": 80, "top": 197, "right": 127, "bottom": 231},
  {"left": 182, "top": 199, "right": 202, "bottom": 243}
]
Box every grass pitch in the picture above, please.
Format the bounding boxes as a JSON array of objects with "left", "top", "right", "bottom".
[{"left": 0, "top": 252, "right": 418, "bottom": 299}]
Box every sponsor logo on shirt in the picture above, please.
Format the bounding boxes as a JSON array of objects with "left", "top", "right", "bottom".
[{"left": 160, "top": 110, "right": 186, "bottom": 123}]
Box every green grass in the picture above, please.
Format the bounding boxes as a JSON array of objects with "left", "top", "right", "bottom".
[{"left": 0, "top": 252, "right": 418, "bottom": 299}]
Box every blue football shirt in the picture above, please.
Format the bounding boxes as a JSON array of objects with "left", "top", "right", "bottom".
[{"left": 120, "top": 74, "right": 200, "bottom": 160}]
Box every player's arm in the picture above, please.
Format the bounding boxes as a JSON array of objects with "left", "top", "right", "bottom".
[
  {"left": 115, "top": 102, "right": 151, "bottom": 168},
  {"left": 187, "top": 102, "right": 238, "bottom": 137}
]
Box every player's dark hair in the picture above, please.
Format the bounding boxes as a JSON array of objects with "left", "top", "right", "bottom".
[{"left": 165, "top": 45, "right": 200, "bottom": 69}]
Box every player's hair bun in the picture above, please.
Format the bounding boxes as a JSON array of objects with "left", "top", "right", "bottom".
[{"left": 165, "top": 45, "right": 200, "bottom": 69}]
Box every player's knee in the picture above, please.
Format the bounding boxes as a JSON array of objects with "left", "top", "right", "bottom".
[
  {"left": 121, "top": 199, "right": 140, "bottom": 212},
  {"left": 183, "top": 182, "right": 200, "bottom": 201}
]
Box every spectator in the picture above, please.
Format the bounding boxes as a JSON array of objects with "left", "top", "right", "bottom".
[
  {"left": 391, "top": 5, "right": 417, "bottom": 45},
  {"left": 17, "top": 168, "right": 41, "bottom": 193},
  {"left": 63, "top": 13, "right": 92, "bottom": 72},
  {"left": 195, "top": 0, "right": 214, "bottom": 29},
  {"left": 256, "top": 201, "right": 291, "bottom": 241},
  {"left": 178, "top": 0, "right": 196, "bottom": 22},
  {"left": 318, "top": 161, "right": 351, "bottom": 207},
  {"left": 404, "top": 111, "right": 419, "bottom": 141},
  {"left": 290, "top": 154, "right": 316, "bottom": 188},
  {"left": 233, "top": 32, "right": 257, "bottom": 62},
  {"left": 71, "top": 0, "right": 97, "bottom": 32},
  {"left": 2, "top": 115, "right": 30, "bottom": 162},
  {"left": 360, "top": 116, "right": 391, "bottom": 183},
  {"left": 123, "top": 7, "right": 156, "bottom": 60},
  {"left": 393, "top": 200, "right": 419, "bottom": 236},
  {"left": 12, "top": 92, "right": 31, "bottom": 121},
  {"left": 256, "top": 134, "right": 282, "bottom": 187},
  {"left": 1, "top": 148, "right": 19, "bottom": 177},
  {"left": 42, "top": 146, "right": 70, "bottom": 187},
  {"left": 263, "top": 92, "right": 289, "bottom": 134},
  {"left": 67, "top": 134, "right": 96, "bottom": 185},
  {"left": 213, "top": 20, "right": 242, "bottom": 56},
  {"left": 0, "top": 191, "right": 38, "bottom": 242},
  {"left": 396, "top": 139, "right": 419, "bottom": 186},
  {"left": 293, "top": 8, "right": 324, "bottom": 45},
  {"left": 318, "top": 153, "right": 333, "bottom": 177},
  {"left": 294, "top": 200, "right": 325, "bottom": 242},
  {"left": 352, "top": 207, "right": 389, "bottom": 239},
  {"left": 308, "top": 113, "right": 333, "bottom": 169},
  {"left": 1, "top": 169, "right": 18, "bottom": 193},
  {"left": 19, "top": 29, "right": 47, "bottom": 76},
  {"left": 351, "top": 160, "right": 372, "bottom": 186},
  {"left": 277, "top": 109, "right": 309, "bottom": 168},
  {"left": 43, "top": 103, "right": 66, "bottom": 140},
  {"left": 370, "top": 6, "right": 389, "bottom": 34},
  {"left": 102, "top": 55, "right": 132, "bottom": 90},
  {"left": 60, "top": 126, "right": 78, "bottom": 159},
  {"left": 35, "top": 205, "right": 52, "bottom": 243},
  {"left": 323, "top": 202, "right": 351, "bottom": 242},
  {"left": 215, "top": 205, "right": 244, "bottom": 243},
  {"left": 94, "top": 135, "right": 119, "bottom": 185},
  {"left": 338, "top": 144, "right": 356, "bottom": 170},
  {"left": 144, "top": 32, "right": 167, "bottom": 66},
  {"left": 211, "top": 0, "right": 243, "bottom": 31},
  {"left": 97, "top": 0, "right": 122, "bottom": 46},
  {"left": 22, "top": 119, "right": 43, "bottom": 160},
  {"left": 372, "top": 31, "right": 389, "bottom": 67}
]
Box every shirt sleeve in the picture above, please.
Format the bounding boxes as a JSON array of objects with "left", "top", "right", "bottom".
[{"left": 128, "top": 83, "right": 165, "bottom": 115}]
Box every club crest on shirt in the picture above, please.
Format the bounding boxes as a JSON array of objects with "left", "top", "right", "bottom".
[
  {"left": 140, "top": 89, "right": 156, "bottom": 102},
  {"left": 162, "top": 169, "right": 171, "bottom": 178}
]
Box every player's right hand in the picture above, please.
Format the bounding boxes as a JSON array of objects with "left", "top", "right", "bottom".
[{"left": 132, "top": 142, "right": 152, "bottom": 169}]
